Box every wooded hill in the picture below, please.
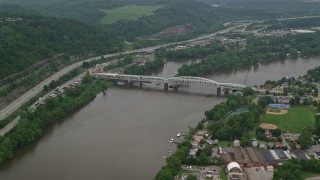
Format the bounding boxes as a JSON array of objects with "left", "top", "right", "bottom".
[{"left": 0, "top": 8, "right": 121, "bottom": 80}]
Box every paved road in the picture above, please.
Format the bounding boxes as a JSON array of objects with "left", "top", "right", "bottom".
[
  {"left": 0, "top": 116, "right": 20, "bottom": 136},
  {"left": 0, "top": 23, "right": 249, "bottom": 122},
  {"left": 0, "top": 15, "right": 318, "bottom": 134},
  {"left": 276, "top": 15, "right": 320, "bottom": 21}
]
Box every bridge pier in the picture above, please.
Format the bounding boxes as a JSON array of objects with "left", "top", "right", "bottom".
[
  {"left": 139, "top": 81, "right": 143, "bottom": 89},
  {"left": 217, "top": 87, "right": 221, "bottom": 96},
  {"left": 173, "top": 86, "right": 179, "bottom": 92},
  {"left": 128, "top": 81, "right": 134, "bottom": 87},
  {"left": 223, "top": 88, "right": 229, "bottom": 96},
  {"left": 164, "top": 83, "right": 169, "bottom": 92},
  {"left": 124, "top": 80, "right": 129, "bottom": 86}
]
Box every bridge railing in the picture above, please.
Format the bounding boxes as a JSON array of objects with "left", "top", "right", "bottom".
[{"left": 92, "top": 73, "right": 246, "bottom": 90}]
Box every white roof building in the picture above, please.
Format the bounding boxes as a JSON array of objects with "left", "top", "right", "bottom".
[{"left": 227, "top": 162, "right": 242, "bottom": 174}]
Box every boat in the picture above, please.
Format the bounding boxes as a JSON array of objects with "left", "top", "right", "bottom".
[
  {"left": 170, "top": 138, "right": 174, "bottom": 143},
  {"left": 176, "top": 133, "right": 181, "bottom": 137}
]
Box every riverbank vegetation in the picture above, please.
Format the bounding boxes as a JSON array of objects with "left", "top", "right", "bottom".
[
  {"left": 124, "top": 51, "right": 165, "bottom": 75},
  {"left": 155, "top": 91, "right": 267, "bottom": 179},
  {"left": 0, "top": 76, "right": 111, "bottom": 163},
  {"left": 177, "top": 32, "right": 320, "bottom": 76}
]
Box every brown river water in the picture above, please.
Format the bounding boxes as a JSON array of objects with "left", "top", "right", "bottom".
[{"left": 0, "top": 57, "right": 319, "bottom": 180}]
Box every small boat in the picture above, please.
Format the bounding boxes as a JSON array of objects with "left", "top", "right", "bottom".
[
  {"left": 170, "top": 138, "right": 174, "bottom": 143},
  {"left": 176, "top": 133, "right": 181, "bottom": 137}
]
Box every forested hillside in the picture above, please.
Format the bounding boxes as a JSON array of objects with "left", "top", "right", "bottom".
[
  {"left": 0, "top": 0, "right": 168, "bottom": 26},
  {"left": 108, "top": 0, "right": 228, "bottom": 40},
  {"left": 0, "top": 12, "right": 120, "bottom": 79},
  {"left": 197, "top": 0, "right": 320, "bottom": 17}
]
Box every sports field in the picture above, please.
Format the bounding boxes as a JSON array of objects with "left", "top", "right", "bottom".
[
  {"left": 101, "top": 5, "right": 162, "bottom": 24},
  {"left": 261, "top": 106, "right": 315, "bottom": 132}
]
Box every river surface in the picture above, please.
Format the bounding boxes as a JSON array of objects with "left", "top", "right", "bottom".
[{"left": 0, "top": 57, "right": 319, "bottom": 180}]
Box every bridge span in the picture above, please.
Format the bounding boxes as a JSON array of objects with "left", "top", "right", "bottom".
[{"left": 92, "top": 73, "right": 247, "bottom": 95}]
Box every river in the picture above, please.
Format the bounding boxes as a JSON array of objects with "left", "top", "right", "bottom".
[{"left": 0, "top": 57, "right": 319, "bottom": 180}]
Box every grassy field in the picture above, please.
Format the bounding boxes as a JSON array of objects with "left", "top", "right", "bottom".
[
  {"left": 101, "top": 5, "right": 162, "bottom": 24},
  {"left": 261, "top": 106, "right": 315, "bottom": 132},
  {"left": 301, "top": 171, "right": 320, "bottom": 179},
  {"left": 218, "top": 140, "right": 231, "bottom": 147}
]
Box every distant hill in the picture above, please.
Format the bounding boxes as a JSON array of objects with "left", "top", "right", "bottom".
[
  {"left": 197, "top": 0, "right": 320, "bottom": 17},
  {"left": 0, "top": 0, "right": 168, "bottom": 26},
  {"left": 0, "top": 12, "right": 121, "bottom": 79},
  {"left": 106, "top": 0, "right": 281, "bottom": 40}
]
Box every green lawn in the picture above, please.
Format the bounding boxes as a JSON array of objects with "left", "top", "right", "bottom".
[
  {"left": 219, "top": 166, "right": 227, "bottom": 180},
  {"left": 101, "top": 5, "right": 162, "bottom": 24},
  {"left": 261, "top": 106, "right": 315, "bottom": 132},
  {"left": 301, "top": 171, "right": 320, "bottom": 179},
  {"left": 218, "top": 140, "right": 231, "bottom": 147}
]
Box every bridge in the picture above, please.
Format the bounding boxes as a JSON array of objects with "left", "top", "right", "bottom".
[{"left": 92, "top": 73, "right": 247, "bottom": 95}]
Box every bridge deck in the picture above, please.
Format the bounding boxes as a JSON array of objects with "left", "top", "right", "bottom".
[{"left": 92, "top": 73, "right": 246, "bottom": 90}]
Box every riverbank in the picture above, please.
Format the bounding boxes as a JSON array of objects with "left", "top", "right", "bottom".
[{"left": 0, "top": 77, "right": 111, "bottom": 163}]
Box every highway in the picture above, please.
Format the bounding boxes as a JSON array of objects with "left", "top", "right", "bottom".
[
  {"left": 0, "top": 22, "right": 249, "bottom": 122},
  {"left": 0, "top": 116, "right": 20, "bottom": 136},
  {"left": 0, "top": 14, "right": 318, "bottom": 134}
]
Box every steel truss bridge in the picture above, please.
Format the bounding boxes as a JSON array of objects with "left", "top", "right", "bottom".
[{"left": 92, "top": 73, "right": 246, "bottom": 91}]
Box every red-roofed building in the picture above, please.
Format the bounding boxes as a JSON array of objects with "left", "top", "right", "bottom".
[
  {"left": 263, "top": 84, "right": 273, "bottom": 90},
  {"left": 275, "top": 141, "right": 282, "bottom": 148}
]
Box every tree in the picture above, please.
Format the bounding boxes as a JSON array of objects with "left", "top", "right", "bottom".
[
  {"left": 186, "top": 174, "right": 197, "bottom": 180},
  {"left": 303, "top": 98, "right": 309, "bottom": 106},
  {"left": 154, "top": 167, "right": 174, "bottom": 180},
  {"left": 271, "top": 128, "right": 282, "bottom": 137},
  {"left": 289, "top": 98, "right": 295, "bottom": 105},
  {"left": 243, "top": 87, "right": 255, "bottom": 96},
  {"left": 273, "top": 160, "right": 303, "bottom": 180},
  {"left": 202, "top": 145, "right": 213, "bottom": 156},
  {"left": 299, "top": 128, "right": 313, "bottom": 150},
  {"left": 197, "top": 152, "right": 208, "bottom": 165},
  {"left": 315, "top": 115, "right": 320, "bottom": 136},
  {"left": 43, "top": 85, "right": 49, "bottom": 92},
  {"left": 240, "top": 133, "right": 251, "bottom": 147},
  {"left": 313, "top": 100, "right": 318, "bottom": 107},
  {"left": 258, "top": 96, "right": 272, "bottom": 108},
  {"left": 294, "top": 96, "right": 300, "bottom": 104}
]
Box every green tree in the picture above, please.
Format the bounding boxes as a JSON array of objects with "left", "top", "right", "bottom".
[
  {"left": 154, "top": 167, "right": 174, "bottom": 180},
  {"left": 303, "top": 98, "right": 309, "bottom": 106},
  {"left": 243, "top": 87, "right": 255, "bottom": 96},
  {"left": 313, "top": 100, "right": 318, "bottom": 107},
  {"left": 289, "top": 98, "right": 295, "bottom": 105},
  {"left": 273, "top": 160, "right": 302, "bottom": 180},
  {"left": 271, "top": 128, "right": 282, "bottom": 137},
  {"left": 186, "top": 174, "right": 197, "bottom": 180},
  {"left": 258, "top": 96, "right": 272, "bottom": 108},
  {"left": 299, "top": 128, "right": 313, "bottom": 150},
  {"left": 294, "top": 96, "right": 300, "bottom": 104}
]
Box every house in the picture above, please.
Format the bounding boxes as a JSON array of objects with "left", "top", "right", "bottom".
[
  {"left": 259, "top": 142, "right": 267, "bottom": 149},
  {"left": 252, "top": 140, "right": 258, "bottom": 147},
  {"left": 189, "top": 148, "right": 199, "bottom": 158},
  {"left": 267, "top": 142, "right": 274, "bottom": 148},
  {"left": 295, "top": 144, "right": 301, "bottom": 150},
  {"left": 282, "top": 133, "right": 300, "bottom": 142},
  {"left": 275, "top": 141, "right": 282, "bottom": 148},
  {"left": 234, "top": 140, "right": 241, "bottom": 147}
]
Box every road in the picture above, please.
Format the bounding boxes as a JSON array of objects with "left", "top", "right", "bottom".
[
  {"left": 0, "top": 22, "right": 249, "bottom": 122},
  {"left": 0, "top": 116, "right": 20, "bottom": 136},
  {"left": 0, "top": 15, "right": 318, "bottom": 134}
]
